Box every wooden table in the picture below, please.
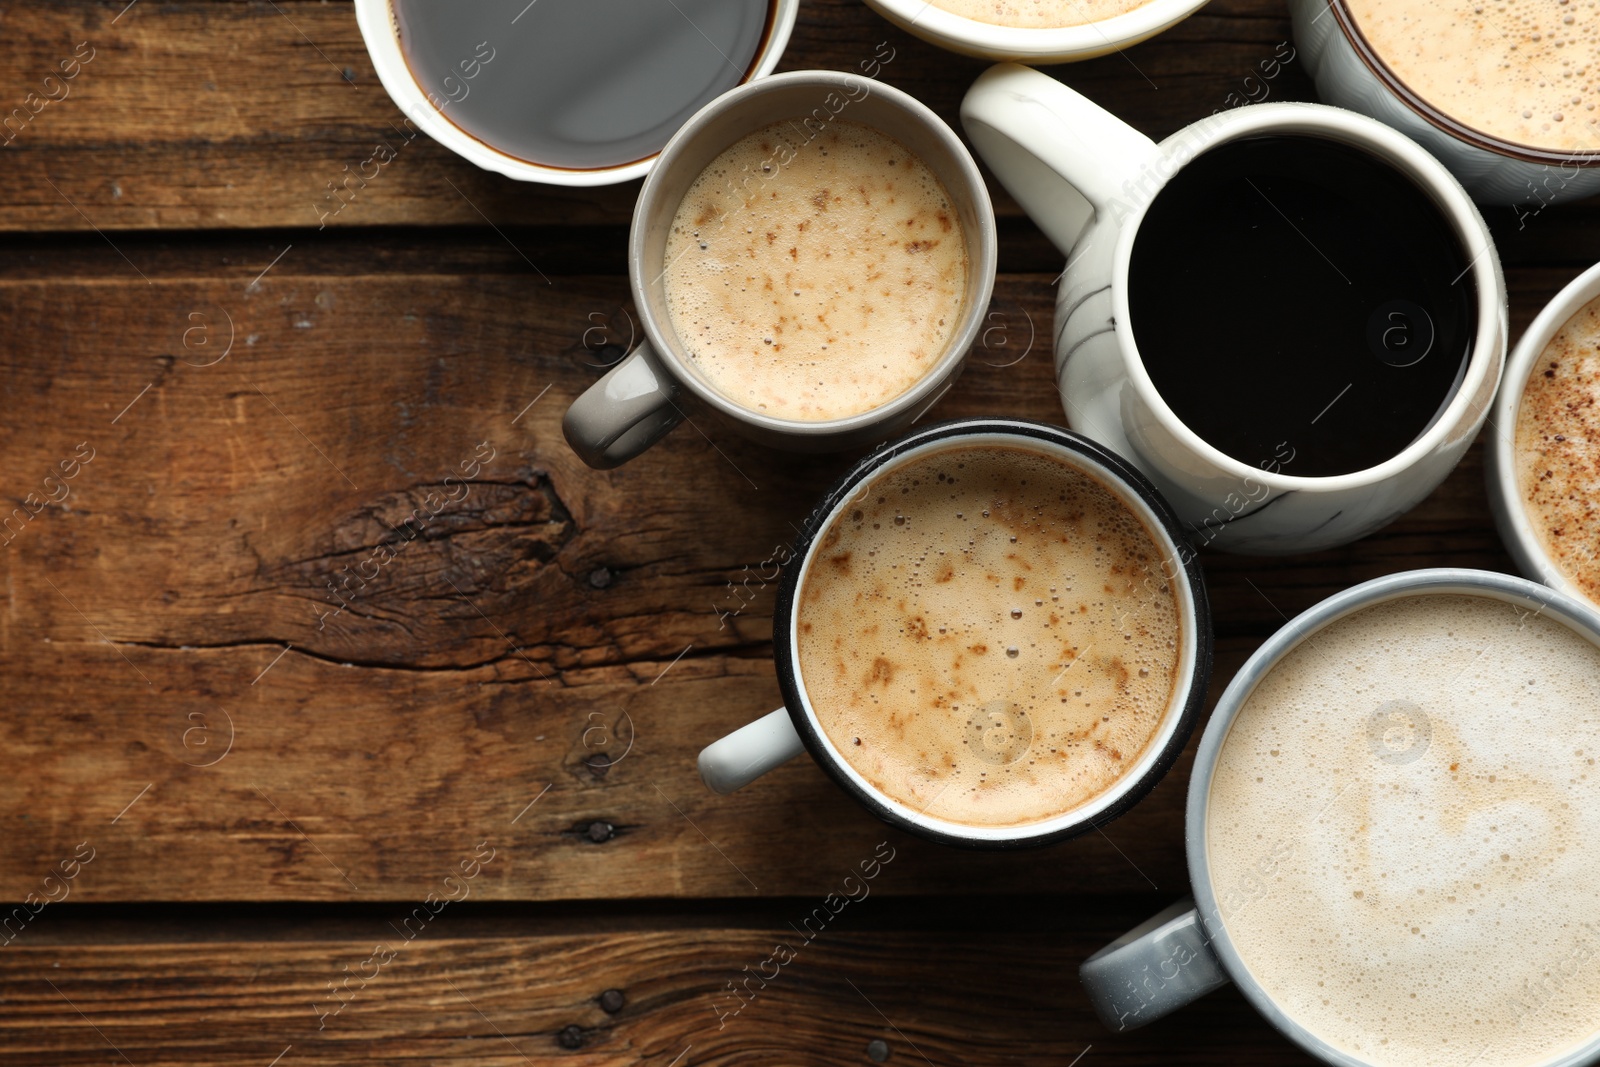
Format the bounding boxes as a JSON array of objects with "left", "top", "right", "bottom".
[{"left": 0, "top": 1, "right": 1589, "bottom": 1063}]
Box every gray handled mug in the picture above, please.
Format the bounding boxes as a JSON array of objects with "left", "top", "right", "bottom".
[
  {"left": 562, "top": 69, "right": 997, "bottom": 469},
  {"left": 1081, "top": 569, "right": 1600, "bottom": 1066}
]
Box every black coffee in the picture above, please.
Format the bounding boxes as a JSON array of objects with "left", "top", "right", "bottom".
[
  {"left": 1127, "top": 136, "right": 1475, "bottom": 478},
  {"left": 391, "top": 0, "right": 774, "bottom": 171}
]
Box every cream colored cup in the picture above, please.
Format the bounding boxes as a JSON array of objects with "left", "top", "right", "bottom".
[{"left": 863, "top": 0, "right": 1209, "bottom": 64}]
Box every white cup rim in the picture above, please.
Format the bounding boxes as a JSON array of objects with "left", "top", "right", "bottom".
[
  {"left": 867, "top": 0, "right": 1208, "bottom": 60},
  {"left": 352, "top": 0, "right": 799, "bottom": 186},
  {"left": 1186, "top": 568, "right": 1600, "bottom": 1067},
  {"left": 1487, "top": 259, "right": 1600, "bottom": 606},
  {"left": 1107, "top": 102, "right": 1504, "bottom": 493}
]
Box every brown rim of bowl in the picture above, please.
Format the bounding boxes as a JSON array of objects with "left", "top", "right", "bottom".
[{"left": 1328, "top": 0, "right": 1600, "bottom": 167}]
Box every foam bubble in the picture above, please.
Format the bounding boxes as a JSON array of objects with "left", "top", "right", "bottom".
[
  {"left": 796, "top": 444, "right": 1183, "bottom": 828},
  {"left": 1208, "top": 594, "right": 1600, "bottom": 1067}
]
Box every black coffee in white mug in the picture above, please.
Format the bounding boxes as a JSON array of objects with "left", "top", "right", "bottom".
[
  {"left": 1128, "top": 135, "right": 1476, "bottom": 478},
  {"left": 389, "top": 0, "right": 777, "bottom": 170}
]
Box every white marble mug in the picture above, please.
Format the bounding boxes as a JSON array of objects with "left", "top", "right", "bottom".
[{"left": 960, "top": 64, "right": 1507, "bottom": 555}]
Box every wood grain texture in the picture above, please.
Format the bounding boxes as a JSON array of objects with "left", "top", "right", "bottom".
[
  {"left": 15, "top": 0, "right": 1591, "bottom": 234},
  {"left": 0, "top": 916, "right": 1319, "bottom": 1065},
  {"left": 2, "top": 0, "right": 1597, "bottom": 1062},
  {"left": 0, "top": 259, "right": 1562, "bottom": 904}
]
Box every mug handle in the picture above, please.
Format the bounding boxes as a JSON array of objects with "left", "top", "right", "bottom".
[
  {"left": 960, "top": 63, "right": 1162, "bottom": 257},
  {"left": 698, "top": 708, "right": 807, "bottom": 794},
  {"left": 1078, "top": 898, "right": 1232, "bottom": 1031},
  {"left": 562, "top": 339, "right": 685, "bottom": 470}
]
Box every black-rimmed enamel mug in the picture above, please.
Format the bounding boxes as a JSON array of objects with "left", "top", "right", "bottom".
[{"left": 695, "top": 418, "right": 1213, "bottom": 849}]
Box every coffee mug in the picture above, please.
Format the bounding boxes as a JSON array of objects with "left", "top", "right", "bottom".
[
  {"left": 696, "top": 418, "right": 1213, "bottom": 849},
  {"left": 354, "top": 0, "right": 799, "bottom": 186},
  {"left": 1289, "top": 0, "right": 1600, "bottom": 208},
  {"left": 563, "top": 70, "right": 998, "bottom": 469},
  {"left": 861, "top": 0, "right": 1208, "bottom": 64},
  {"left": 1081, "top": 568, "right": 1600, "bottom": 1066},
  {"left": 960, "top": 64, "right": 1507, "bottom": 555},
  {"left": 1488, "top": 260, "right": 1600, "bottom": 610}
]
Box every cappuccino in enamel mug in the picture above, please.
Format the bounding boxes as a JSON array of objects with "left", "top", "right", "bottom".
[{"left": 697, "top": 419, "right": 1213, "bottom": 848}]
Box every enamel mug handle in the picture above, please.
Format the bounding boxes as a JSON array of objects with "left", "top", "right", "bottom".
[
  {"left": 1078, "top": 899, "right": 1231, "bottom": 1031},
  {"left": 562, "top": 340, "right": 685, "bottom": 470},
  {"left": 960, "top": 63, "right": 1161, "bottom": 257},
  {"left": 698, "top": 708, "right": 807, "bottom": 794}
]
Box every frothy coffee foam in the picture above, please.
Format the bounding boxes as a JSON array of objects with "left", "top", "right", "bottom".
[
  {"left": 1209, "top": 594, "right": 1600, "bottom": 1067},
  {"left": 797, "top": 444, "right": 1183, "bottom": 828},
  {"left": 664, "top": 120, "right": 967, "bottom": 422},
  {"left": 1345, "top": 0, "right": 1600, "bottom": 153},
  {"left": 923, "top": 0, "right": 1154, "bottom": 29},
  {"left": 1516, "top": 292, "right": 1600, "bottom": 606}
]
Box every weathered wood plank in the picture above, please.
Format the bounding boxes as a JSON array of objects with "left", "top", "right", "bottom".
[
  {"left": 0, "top": 0, "right": 1343, "bottom": 232},
  {"left": 0, "top": 920, "right": 1317, "bottom": 1064},
  {"left": 0, "top": 261, "right": 1566, "bottom": 902}
]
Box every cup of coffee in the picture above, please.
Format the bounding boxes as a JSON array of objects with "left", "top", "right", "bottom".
[
  {"left": 354, "top": 0, "right": 799, "bottom": 186},
  {"left": 1290, "top": 0, "right": 1600, "bottom": 207},
  {"left": 696, "top": 418, "right": 1212, "bottom": 848},
  {"left": 1080, "top": 568, "right": 1600, "bottom": 1067},
  {"left": 562, "top": 70, "right": 997, "bottom": 469},
  {"left": 861, "top": 0, "right": 1208, "bottom": 64},
  {"left": 1488, "top": 261, "right": 1600, "bottom": 612},
  {"left": 960, "top": 64, "right": 1507, "bottom": 555}
]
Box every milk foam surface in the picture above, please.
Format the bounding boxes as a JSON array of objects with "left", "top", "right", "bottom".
[
  {"left": 664, "top": 120, "right": 967, "bottom": 422},
  {"left": 1345, "top": 0, "right": 1600, "bottom": 153},
  {"left": 1516, "top": 293, "right": 1600, "bottom": 606},
  {"left": 1208, "top": 594, "right": 1600, "bottom": 1067},
  {"left": 796, "top": 444, "right": 1183, "bottom": 828},
  {"left": 923, "top": 0, "right": 1154, "bottom": 29}
]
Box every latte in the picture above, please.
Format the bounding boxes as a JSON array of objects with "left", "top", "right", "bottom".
[
  {"left": 664, "top": 119, "right": 967, "bottom": 422},
  {"left": 923, "top": 0, "right": 1156, "bottom": 29},
  {"left": 1344, "top": 0, "right": 1600, "bottom": 154},
  {"left": 1515, "top": 291, "right": 1600, "bottom": 606},
  {"left": 1208, "top": 593, "right": 1600, "bottom": 1067},
  {"left": 796, "top": 443, "right": 1183, "bottom": 828}
]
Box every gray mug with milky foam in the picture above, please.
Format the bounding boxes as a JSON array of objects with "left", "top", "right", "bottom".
[
  {"left": 1080, "top": 568, "right": 1600, "bottom": 1066},
  {"left": 562, "top": 69, "right": 997, "bottom": 470}
]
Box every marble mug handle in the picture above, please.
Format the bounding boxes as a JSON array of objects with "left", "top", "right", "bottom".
[{"left": 960, "top": 62, "right": 1161, "bottom": 257}]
